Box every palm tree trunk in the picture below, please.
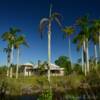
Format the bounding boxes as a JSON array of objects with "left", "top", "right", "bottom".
[
  {"left": 94, "top": 44, "right": 97, "bottom": 69},
  {"left": 16, "top": 48, "right": 19, "bottom": 79},
  {"left": 47, "top": 20, "right": 51, "bottom": 85},
  {"left": 7, "top": 53, "right": 10, "bottom": 77},
  {"left": 6, "top": 55, "right": 8, "bottom": 77},
  {"left": 47, "top": 4, "right": 52, "bottom": 86},
  {"left": 10, "top": 45, "right": 14, "bottom": 78},
  {"left": 11, "top": 45, "right": 14, "bottom": 65},
  {"left": 86, "top": 38, "right": 89, "bottom": 73},
  {"left": 68, "top": 37, "right": 72, "bottom": 69},
  {"left": 82, "top": 46, "right": 84, "bottom": 72},
  {"left": 99, "top": 32, "right": 100, "bottom": 60},
  {"left": 83, "top": 40, "right": 87, "bottom": 76}
]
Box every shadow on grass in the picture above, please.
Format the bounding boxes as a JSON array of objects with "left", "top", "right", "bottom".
[
  {"left": 0, "top": 86, "right": 100, "bottom": 100},
  {"left": 0, "top": 95, "right": 38, "bottom": 100}
]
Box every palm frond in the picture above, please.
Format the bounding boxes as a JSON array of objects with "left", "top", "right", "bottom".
[
  {"left": 14, "top": 35, "right": 29, "bottom": 48},
  {"left": 73, "top": 31, "right": 84, "bottom": 51},
  {"left": 76, "top": 40, "right": 83, "bottom": 51},
  {"left": 1, "top": 32, "right": 12, "bottom": 41},
  {"left": 91, "top": 19, "right": 100, "bottom": 32},
  {"left": 73, "top": 35, "right": 78, "bottom": 43},
  {"left": 63, "top": 26, "right": 75, "bottom": 36},
  {"left": 73, "top": 34, "right": 82, "bottom": 44},
  {"left": 51, "top": 12, "right": 62, "bottom": 19},
  {"left": 10, "top": 27, "right": 21, "bottom": 34},
  {"left": 51, "top": 12, "right": 62, "bottom": 28},
  {"left": 39, "top": 18, "right": 49, "bottom": 38},
  {"left": 91, "top": 32, "right": 98, "bottom": 44},
  {"left": 76, "top": 15, "right": 89, "bottom": 28}
]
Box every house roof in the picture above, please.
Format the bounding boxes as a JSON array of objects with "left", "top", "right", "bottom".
[
  {"left": 21, "top": 62, "right": 64, "bottom": 70},
  {"left": 22, "top": 63, "right": 33, "bottom": 67},
  {"left": 50, "top": 63, "right": 60, "bottom": 70},
  {"left": 33, "top": 63, "right": 63, "bottom": 70}
]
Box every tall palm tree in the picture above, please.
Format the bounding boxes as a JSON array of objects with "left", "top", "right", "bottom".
[
  {"left": 1, "top": 27, "right": 20, "bottom": 77},
  {"left": 2, "top": 31, "right": 15, "bottom": 78},
  {"left": 91, "top": 19, "right": 100, "bottom": 61},
  {"left": 90, "top": 25, "right": 98, "bottom": 69},
  {"left": 63, "top": 26, "right": 75, "bottom": 69},
  {"left": 76, "top": 15, "right": 90, "bottom": 74},
  {"left": 39, "top": 4, "right": 62, "bottom": 85},
  {"left": 73, "top": 32, "right": 86, "bottom": 75},
  {"left": 73, "top": 15, "right": 91, "bottom": 76},
  {"left": 14, "top": 35, "right": 28, "bottom": 79}
]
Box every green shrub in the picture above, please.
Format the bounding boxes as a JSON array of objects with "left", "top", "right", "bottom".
[
  {"left": 86, "top": 70, "right": 100, "bottom": 86},
  {"left": 37, "top": 89, "right": 52, "bottom": 100},
  {"left": 73, "top": 64, "right": 83, "bottom": 74}
]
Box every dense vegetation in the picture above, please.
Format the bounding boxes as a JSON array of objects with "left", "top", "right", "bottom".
[{"left": 0, "top": 64, "right": 100, "bottom": 100}]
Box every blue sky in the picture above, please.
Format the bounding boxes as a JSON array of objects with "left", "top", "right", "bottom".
[{"left": 0, "top": 0, "right": 100, "bottom": 65}]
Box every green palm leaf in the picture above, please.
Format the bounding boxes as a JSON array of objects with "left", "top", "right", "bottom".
[
  {"left": 14, "top": 35, "right": 28, "bottom": 49},
  {"left": 63, "top": 26, "right": 75, "bottom": 38}
]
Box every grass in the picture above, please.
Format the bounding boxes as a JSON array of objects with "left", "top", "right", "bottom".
[
  {"left": 0, "top": 74, "right": 85, "bottom": 95},
  {"left": 0, "top": 71, "right": 100, "bottom": 99}
]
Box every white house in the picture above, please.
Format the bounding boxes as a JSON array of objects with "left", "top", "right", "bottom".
[
  {"left": 21, "top": 63, "right": 33, "bottom": 76},
  {"left": 21, "top": 62, "right": 64, "bottom": 76}
]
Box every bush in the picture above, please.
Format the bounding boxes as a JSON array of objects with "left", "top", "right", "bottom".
[
  {"left": 73, "top": 64, "right": 83, "bottom": 74},
  {"left": 0, "top": 66, "right": 7, "bottom": 76},
  {"left": 37, "top": 89, "right": 52, "bottom": 100},
  {"left": 86, "top": 70, "right": 100, "bottom": 86}
]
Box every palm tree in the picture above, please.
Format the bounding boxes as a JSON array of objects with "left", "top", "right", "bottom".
[
  {"left": 73, "top": 15, "right": 91, "bottom": 76},
  {"left": 76, "top": 15, "right": 90, "bottom": 75},
  {"left": 90, "top": 24, "right": 98, "bottom": 69},
  {"left": 14, "top": 35, "right": 28, "bottom": 79},
  {"left": 39, "top": 4, "right": 62, "bottom": 85},
  {"left": 91, "top": 19, "right": 100, "bottom": 61},
  {"left": 63, "top": 26, "right": 75, "bottom": 69},
  {"left": 1, "top": 27, "right": 20, "bottom": 77},
  {"left": 73, "top": 32, "right": 86, "bottom": 75},
  {"left": 2, "top": 31, "right": 15, "bottom": 78}
]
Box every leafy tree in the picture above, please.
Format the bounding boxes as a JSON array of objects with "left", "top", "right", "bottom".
[
  {"left": 73, "top": 64, "right": 83, "bottom": 74},
  {"left": 1, "top": 27, "right": 20, "bottom": 78},
  {"left": 55, "top": 56, "right": 72, "bottom": 75}
]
